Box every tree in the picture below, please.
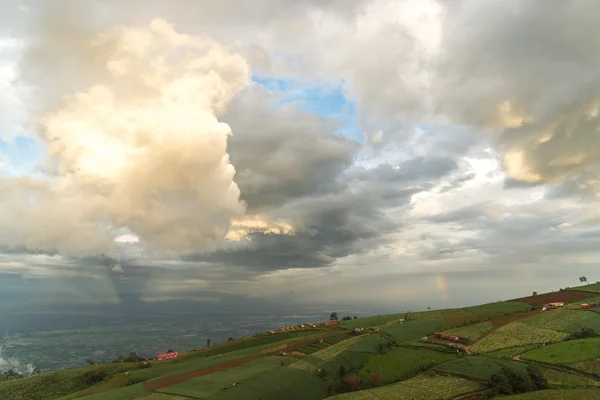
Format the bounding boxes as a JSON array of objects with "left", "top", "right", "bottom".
[
  {"left": 330, "top": 312, "right": 338, "bottom": 320},
  {"left": 30, "top": 367, "right": 42, "bottom": 376},
  {"left": 85, "top": 359, "right": 95, "bottom": 365},
  {"left": 339, "top": 365, "right": 346, "bottom": 377},
  {"left": 353, "top": 316, "right": 358, "bottom": 320},
  {"left": 206, "top": 338, "right": 212, "bottom": 348},
  {"left": 580, "top": 276, "right": 589, "bottom": 284},
  {"left": 526, "top": 365, "right": 548, "bottom": 390},
  {"left": 227, "top": 337, "right": 234, "bottom": 342}
]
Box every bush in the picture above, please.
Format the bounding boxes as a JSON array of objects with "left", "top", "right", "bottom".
[
  {"left": 570, "top": 327, "right": 598, "bottom": 340},
  {"left": 527, "top": 365, "right": 549, "bottom": 390},
  {"left": 503, "top": 366, "right": 534, "bottom": 394},
  {"left": 83, "top": 371, "right": 106, "bottom": 385}
]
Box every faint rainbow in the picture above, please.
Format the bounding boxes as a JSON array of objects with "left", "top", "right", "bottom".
[{"left": 437, "top": 275, "right": 448, "bottom": 301}]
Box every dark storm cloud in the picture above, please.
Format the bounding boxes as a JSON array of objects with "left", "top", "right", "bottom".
[{"left": 180, "top": 89, "right": 467, "bottom": 272}]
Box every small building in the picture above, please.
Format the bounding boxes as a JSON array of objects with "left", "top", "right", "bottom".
[
  {"left": 351, "top": 328, "right": 361, "bottom": 334},
  {"left": 546, "top": 302, "right": 564, "bottom": 309}
]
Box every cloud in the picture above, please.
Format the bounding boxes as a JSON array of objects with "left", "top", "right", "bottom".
[
  {"left": 434, "top": 0, "right": 600, "bottom": 197},
  {"left": 0, "top": 19, "right": 255, "bottom": 255}
]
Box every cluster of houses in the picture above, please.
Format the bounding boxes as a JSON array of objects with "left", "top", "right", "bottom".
[
  {"left": 581, "top": 302, "right": 600, "bottom": 309},
  {"left": 541, "top": 302, "right": 564, "bottom": 311},
  {"left": 275, "top": 321, "right": 337, "bottom": 332}
]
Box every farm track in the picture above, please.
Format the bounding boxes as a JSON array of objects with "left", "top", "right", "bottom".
[{"left": 145, "top": 331, "right": 350, "bottom": 391}]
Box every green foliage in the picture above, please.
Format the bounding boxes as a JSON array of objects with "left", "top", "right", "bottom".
[
  {"left": 499, "top": 389, "right": 600, "bottom": 399},
  {"left": 359, "top": 347, "right": 456, "bottom": 386},
  {"left": 442, "top": 321, "right": 494, "bottom": 342},
  {"left": 155, "top": 357, "right": 283, "bottom": 399},
  {"left": 0, "top": 362, "right": 142, "bottom": 400},
  {"left": 470, "top": 322, "right": 569, "bottom": 353},
  {"left": 520, "top": 309, "right": 600, "bottom": 333},
  {"left": 435, "top": 356, "right": 528, "bottom": 381},
  {"left": 323, "top": 373, "right": 480, "bottom": 399},
  {"left": 197, "top": 367, "right": 328, "bottom": 400},
  {"left": 567, "top": 283, "right": 600, "bottom": 293},
  {"left": 382, "top": 319, "right": 444, "bottom": 342},
  {"left": 541, "top": 368, "right": 600, "bottom": 389},
  {"left": 484, "top": 344, "right": 542, "bottom": 359},
  {"left": 570, "top": 327, "right": 599, "bottom": 339},
  {"left": 522, "top": 338, "right": 600, "bottom": 364}
]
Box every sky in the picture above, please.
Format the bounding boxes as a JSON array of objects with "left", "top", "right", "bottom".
[{"left": 1, "top": 0, "right": 600, "bottom": 311}]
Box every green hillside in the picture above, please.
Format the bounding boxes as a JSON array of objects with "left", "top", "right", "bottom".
[{"left": 3, "top": 286, "right": 600, "bottom": 400}]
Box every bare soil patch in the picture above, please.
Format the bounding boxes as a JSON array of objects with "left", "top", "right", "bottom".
[
  {"left": 512, "top": 291, "right": 596, "bottom": 307},
  {"left": 490, "top": 310, "right": 540, "bottom": 328}
]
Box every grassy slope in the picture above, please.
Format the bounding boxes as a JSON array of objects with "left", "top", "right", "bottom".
[
  {"left": 435, "top": 356, "right": 529, "bottom": 380},
  {"left": 521, "top": 338, "right": 600, "bottom": 364},
  {"left": 324, "top": 374, "right": 480, "bottom": 399},
  {"left": 500, "top": 389, "right": 600, "bottom": 399},
  {"left": 567, "top": 283, "right": 600, "bottom": 293},
  {"left": 382, "top": 319, "right": 445, "bottom": 342},
  {"left": 157, "top": 357, "right": 284, "bottom": 398},
  {"left": 205, "top": 367, "right": 327, "bottom": 400},
  {"left": 0, "top": 362, "right": 142, "bottom": 400},
  {"left": 519, "top": 309, "right": 600, "bottom": 333},
  {"left": 442, "top": 321, "right": 494, "bottom": 341},
  {"left": 359, "top": 347, "right": 457, "bottom": 385},
  {"left": 470, "top": 322, "right": 569, "bottom": 353}
]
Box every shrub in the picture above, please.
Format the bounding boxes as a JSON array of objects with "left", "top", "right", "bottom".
[
  {"left": 343, "top": 373, "right": 362, "bottom": 392},
  {"left": 370, "top": 371, "right": 382, "bottom": 387},
  {"left": 527, "top": 365, "right": 549, "bottom": 390}
]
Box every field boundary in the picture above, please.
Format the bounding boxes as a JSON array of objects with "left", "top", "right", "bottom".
[{"left": 145, "top": 331, "right": 349, "bottom": 391}]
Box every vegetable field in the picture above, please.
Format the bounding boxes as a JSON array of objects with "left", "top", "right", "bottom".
[
  {"left": 201, "top": 367, "right": 328, "bottom": 400},
  {"left": 442, "top": 321, "right": 493, "bottom": 341},
  {"left": 382, "top": 319, "right": 444, "bottom": 342},
  {"left": 313, "top": 336, "right": 363, "bottom": 361},
  {"left": 542, "top": 368, "right": 600, "bottom": 389},
  {"left": 567, "top": 283, "right": 600, "bottom": 294},
  {"left": 434, "top": 356, "right": 528, "bottom": 380},
  {"left": 521, "top": 338, "right": 600, "bottom": 364},
  {"left": 519, "top": 309, "right": 600, "bottom": 333},
  {"left": 502, "top": 389, "right": 600, "bottom": 399},
  {"left": 359, "top": 347, "right": 456, "bottom": 385},
  {"left": 469, "top": 322, "right": 569, "bottom": 353},
  {"left": 156, "top": 357, "right": 283, "bottom": 398},
  {"left": 324, "top": 374, "right": 480, "bottom": 399}
]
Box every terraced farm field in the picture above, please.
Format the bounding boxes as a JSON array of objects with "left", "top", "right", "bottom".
[
  {"left": 469, "top": 322, "right": 569, "bottom": 353},
  {"left": 324, "top": 374, "right": 480, "bottom": 399},
  {"left": 542, "top": 368, "right": 600, "bottom": 389},
  {"left": 567, "top": 283, "right": 600, "bottom": 294},
  {"left": 484, "top": 344, "right": 541, "bottom": 359},
  {"left": 513, "top": 291, "right": 596, "bottom": 307},
  {"left": 382, "top": 319, "right": 444, "bottom": 342},
  {"left": 521, "top": 338, "right": 600, "bottom": 364},
  {"left": 519, "top": 309, "right": 600, "bottom": 333},
  {"left": 442, "top": 321, "right": 494, "bottom": 341},
  {"left": 359, "top": 347, "right": 457, "bottom": 385},
  {"left": 312, "top": 335, "right": 363, "bottom": 361},
  {"left": 434, "top": 356, "right": 528, "bottom": 380},
  {"left": 156, "top": 357, "right": 284, "bottom": 398},
  {"left": 503, "top": 389, "right": 600, "bottom": 399}
]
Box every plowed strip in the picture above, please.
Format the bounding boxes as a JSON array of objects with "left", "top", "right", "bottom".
[
  {"left": 512, "top": 291, "right": 596, "bottom": 307},
  {"left": 145, "top": 331, "right": 348, "bottom": 391},
  {"left": 490, "top": 310, "right": 540, "bottom": 328}
]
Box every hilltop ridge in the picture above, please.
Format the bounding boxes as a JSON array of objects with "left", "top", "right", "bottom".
[{"left": 2, "top": 283, "right": 600, "bottom": 400}]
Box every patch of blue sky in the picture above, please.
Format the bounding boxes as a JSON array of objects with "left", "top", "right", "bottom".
[
  {"left": 0, "top": 135, "right": 44, "bottom": 176},
  {"left": 252, "top": 75, "right": 362, "bottom": 143}
]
